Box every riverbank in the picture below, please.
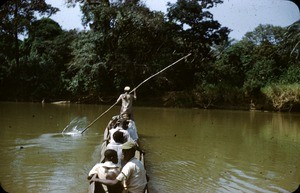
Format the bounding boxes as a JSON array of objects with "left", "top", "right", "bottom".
[{"left": 3, "top": 90, "right": 300, "bottom": 112}]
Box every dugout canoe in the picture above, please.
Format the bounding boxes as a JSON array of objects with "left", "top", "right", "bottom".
[{"left": 88, "top": 117, "right": 148, "bottom": 193}]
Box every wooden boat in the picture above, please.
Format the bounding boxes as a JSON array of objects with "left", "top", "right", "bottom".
[{"left": 88, "top": 116, "right": 148, "bottom": 193}]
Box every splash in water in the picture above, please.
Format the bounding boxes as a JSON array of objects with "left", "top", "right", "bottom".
[{"left": 62, "top": 117, "right": 88, "bottom": 135}]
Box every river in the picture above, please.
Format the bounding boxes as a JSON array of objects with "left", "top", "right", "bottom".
[{"left": 0, "top": 102, "right": 299, "bottom": 193}]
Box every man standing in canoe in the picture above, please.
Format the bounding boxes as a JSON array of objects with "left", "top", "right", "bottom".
[{"left": 116, "top": 86, "right": 136, "bottom": 119}]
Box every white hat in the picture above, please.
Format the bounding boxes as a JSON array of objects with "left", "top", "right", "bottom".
[{"left": 124, "top": 86, "right": 130, "bottom": 91}]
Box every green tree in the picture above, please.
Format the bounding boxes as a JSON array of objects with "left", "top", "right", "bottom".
[
  {"left": 241, "top": 25, "right": 286, "bottom": 95},
  {"left": 287, "top": 21, "right": 300, "bottom": 60},
  {"left": 66, "top": 31, "right": 112, "bottom": 100},
  {"left": 243, "top": 24, "right": 285, "bottom": 45},
  {"left": 279, "top": 64, "right": 300, "bottom": 84},
  {"left": 0, "top": 0, "right": 58, "bottom": 100},
  {"left": 20, "top": 18, "right": 76, "bottom": 100},
  {"left": 210, "top": 39, "right": 246, "bottom": 87},
  {"left": 0, "top": 0, "right": 58, "bottom": 71},
  {"left": 166, "top": 0, "right": 230, "bottom": 90},
  {"left": 277, "top": 21, "right": 300, "bottom": 65},
  {"left": 67, "top": 0, "right": 178, "bottom": 96}
]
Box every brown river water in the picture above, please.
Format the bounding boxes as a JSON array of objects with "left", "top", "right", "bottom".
[{"left": 0, "top": 102, "right": 299, "bottom": 193}]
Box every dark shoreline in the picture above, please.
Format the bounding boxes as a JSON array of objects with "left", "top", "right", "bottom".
[{"left": 2, "top": 93, "right": 300, "bottom": 113}]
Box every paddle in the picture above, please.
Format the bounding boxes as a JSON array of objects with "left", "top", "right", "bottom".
[{"left": 80, "top": 53, "right": 192, "bottom": 134}]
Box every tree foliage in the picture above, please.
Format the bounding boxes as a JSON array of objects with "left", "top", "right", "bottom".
[
  {"left": 19, "top": 18, "right": 76, "bottom": 100},
  {"left": 0, "top": 0, "right": 299, "bottom": 111},
  {"left": 0, "top": 0, "right": 58, "bottom": 65},
  {"left": 166, "top": 0, "right": 230, "bottom": 89}
]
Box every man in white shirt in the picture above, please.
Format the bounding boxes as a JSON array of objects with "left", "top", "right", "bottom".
[
  {"left": 106, "top": 130, "right": 126, "bottom": 166},
  {"left": 88, "top": 149, "right": 123, "bottom": 193},
  {"left": 90, "top": 140, "right": 148, "bottom": 193},
  {"left": 108, "top": 120, "right": 130, "bottom": 144}
]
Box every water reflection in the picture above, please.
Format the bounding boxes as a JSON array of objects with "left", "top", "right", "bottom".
[
  {"left": 136, "top": 108, "right": 300, "bottom": 193},
  {"left": 0, "top": 103, "right": 299, "bottom": 193}
]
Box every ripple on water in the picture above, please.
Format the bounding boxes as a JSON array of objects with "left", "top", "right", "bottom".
[
  {"left": 148, "top": 147, "right": 291, "bottom": 193},
  {"left": 215, "top": 162, "right": 290, "bottom": 193},
  {"left": 150, "top": 159, "right": 207, "bottom": 193}
]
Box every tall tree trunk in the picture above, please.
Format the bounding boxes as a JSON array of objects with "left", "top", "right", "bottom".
[
  {"left": 13, "top": 0, "right": 20, "bottom": 99},
  {"left": 14, "top": 0, "right": 19, "bottom": 74}
]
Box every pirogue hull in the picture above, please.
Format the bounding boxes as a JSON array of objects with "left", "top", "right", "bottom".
[{"left": 88, "top": 118, "right": 148, "bottom": 193}]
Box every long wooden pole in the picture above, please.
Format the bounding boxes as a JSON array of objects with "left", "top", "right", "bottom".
[
  {"left": 80, "top": 53, "right": 192, "bottom": 134},
  {"left": 129, "top": 53, "right": 192, "bottom": 93},
  {"left": 80, "top": 101, "right": 118, "bottom": 134}
]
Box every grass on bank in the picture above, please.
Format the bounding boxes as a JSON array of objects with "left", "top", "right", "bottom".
[{"left": 261, "top": 84, "right": 300, "bottom": 111}]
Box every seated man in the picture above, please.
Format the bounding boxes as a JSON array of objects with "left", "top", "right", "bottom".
[
  {"left": 106, "top": 130, "right": 126, "bottom": 166},
  {"left": 90, "top": 140, "right": 148, "bottom": 193},
  {"left": 108, "top": 120, "right": 130, "bottom": 144},
  {"left": 119, "top": 116, "right": 144, "bottom": 153},
  {"left": 121, "top": 114, "right": 139, "bottom": 143},
  {"left": 88, "top": 149, "right": 123, "bottom": 193}
]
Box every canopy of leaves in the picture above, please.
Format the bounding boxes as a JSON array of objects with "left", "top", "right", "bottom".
[{"left": 0, "top": 0, "right": 299, "bottom": 111}]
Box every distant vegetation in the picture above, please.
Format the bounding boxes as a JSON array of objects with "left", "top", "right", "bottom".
[{"left": 0, "top": 0, "right": 299, "bottom": 111}]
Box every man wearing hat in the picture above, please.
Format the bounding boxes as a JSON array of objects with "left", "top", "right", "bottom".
[
  {"left": 90, "top": 140, "right": 147, "bottom": 193},
  {"left": 116, "top": 86, "right": 136, "bottom": 119}
]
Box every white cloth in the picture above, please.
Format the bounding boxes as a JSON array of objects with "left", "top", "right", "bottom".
[
  {"left": 116, "top": 158, "right": 147, "bottom": 193},
  {"left": 127, "top": 120, "right": 138, "bottom": 141},
  {"left": 88, "top": 161, "right": 120, "bottom": 179},
  {"left": 109, "top": 127, "right": 129, "bottom": 144},
  {"left": 106, "top": 143, "right": 123, "bottom": 166}
]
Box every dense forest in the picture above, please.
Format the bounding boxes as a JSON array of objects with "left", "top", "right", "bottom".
[{"left": 0, "top": 0, "right": 299, "bottom": 111}]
